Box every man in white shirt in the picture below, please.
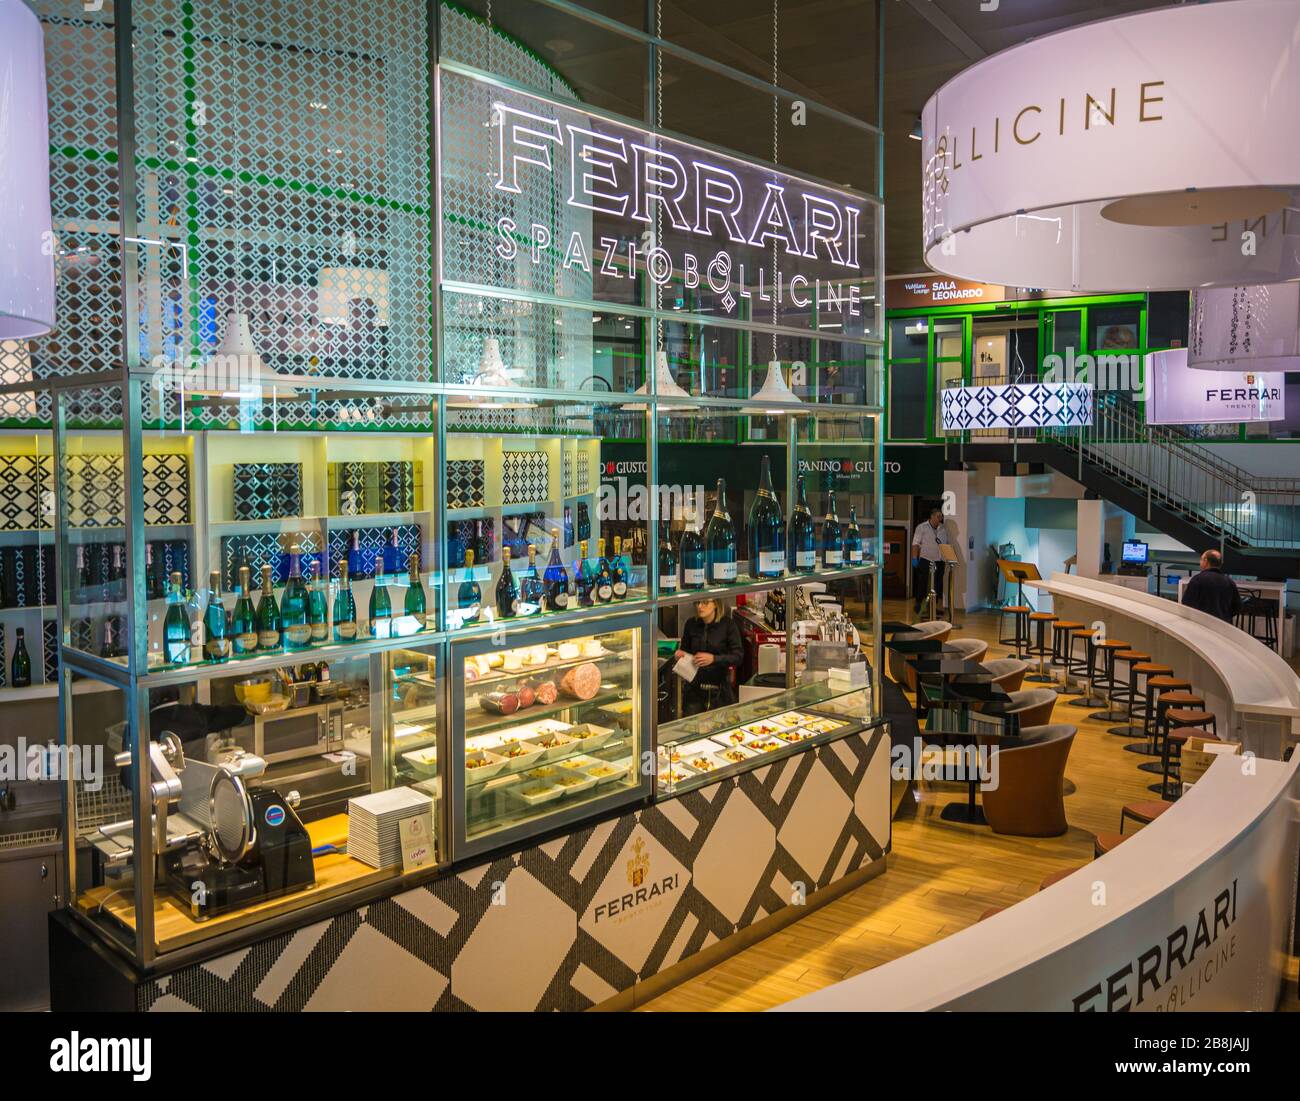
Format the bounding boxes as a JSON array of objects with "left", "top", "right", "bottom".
[{"left": 911, "top": 507, "right": 949, "bottom": 615}]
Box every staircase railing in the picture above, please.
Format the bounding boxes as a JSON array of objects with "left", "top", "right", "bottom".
[{"left": 946, "top": 378, "right": 1300, "bottom": 551}]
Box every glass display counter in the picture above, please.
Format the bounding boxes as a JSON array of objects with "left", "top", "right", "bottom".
[
  {"left": 449, "top": 612, "right": 651, "bottom": 859},
  {"left": 657, "top": 681, "right": 873, "bottom": 794}
]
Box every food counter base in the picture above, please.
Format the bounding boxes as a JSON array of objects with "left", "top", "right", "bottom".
[{"left": 50, "top": 722, "right": 891, "bottom": 1012}]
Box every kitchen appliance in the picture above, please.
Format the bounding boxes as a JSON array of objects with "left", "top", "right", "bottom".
[
  {"left": 90, "top": 735, "right": 315, "bottom": 920},
  {"left": 235, "top": 700, "right": 347, "bottom": 765}
]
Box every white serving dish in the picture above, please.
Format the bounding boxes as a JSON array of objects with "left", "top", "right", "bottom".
[
  {"left": 583, "top": 760, "right": 630, "bottom": 785},
  {"left": 713, "top": 745, "right": 757, "bottom": 767},
  {"left": 464, "top": 749, "right": 507, "bottom": 781},
  {"left": 552, "top": 770, "right": 598, "bottom": 795},
  {"left": 400, "top": 746, "right": 438, "bottom": 777},
  {"left": 516, "top": 782, "right": 564, "bottom": 806},
  {"left": 526, "top": 732, "right": 574, "bottom": 762}
]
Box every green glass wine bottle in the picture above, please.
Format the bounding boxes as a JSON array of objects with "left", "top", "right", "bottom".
[
  {"left": 10, "top": 627, "right": 31, "bottom": 688},
  {"left": 369, "top": 559, "right": 393, "bottom": 638},
  {"left": 255, "top": 564, "right": 282, "bottom": 650},
  {"left": 203, "top": 570, "right": 231, "bottom": 662},
  {"left": 404, "top": 552, "right": 427, "bottom": 630},
  {"left": 231, "top": 566, "right": 258, "bottom": 655},
  {"left": 163, "top": 571, "right": 191, "bottom": 665},
  {"left": 280, "top": 544, "right": 311, "bottom": 650},
  {"left": 333, "top": 561, "right": 358, "bottom": 642}
]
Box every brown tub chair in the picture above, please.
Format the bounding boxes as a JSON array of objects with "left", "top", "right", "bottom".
[
  {"left": 886, "top": 620, "right": 953, "bottom": 690},
  {"left": 979, "top": 723, "right": 1076, "bottom": 836}
]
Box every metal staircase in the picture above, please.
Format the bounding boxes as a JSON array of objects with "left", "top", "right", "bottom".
[{"left": 954, "top": 389, "right": 1300, "bottom": 578}]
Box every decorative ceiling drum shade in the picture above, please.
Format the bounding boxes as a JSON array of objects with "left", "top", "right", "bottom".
[
  {"left": 921, "top": 0, "right": 1300, "bottom": 291},
  {"left": 1188, "top": 284, "right": 1300, "bottom": 373},
  {"left": 0, "top": 1, "right": 56, "bottom": 338}
]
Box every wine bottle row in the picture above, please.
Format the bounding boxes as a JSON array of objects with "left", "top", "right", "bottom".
[{"left": 662, "top": 456, "right": 869, "bottom": 591}]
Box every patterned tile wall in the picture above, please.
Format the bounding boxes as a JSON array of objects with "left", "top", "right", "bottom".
[{"left": 138, "top": 728, "right": 889, "bottom": 1011}]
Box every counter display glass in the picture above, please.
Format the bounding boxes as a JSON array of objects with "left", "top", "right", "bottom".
[
  {"left": 450, "top": 614, "right": 649, "bottom": 858},
  {"left": 657, "top": 681, "right": 872, "bottom": 794}
]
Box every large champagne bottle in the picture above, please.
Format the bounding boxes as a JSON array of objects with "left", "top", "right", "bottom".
[
  {"left": 789, "top": 475, "right": 816, "bottom": 574},
  {"left": 679, "top": 510, "right": 706, "bottom": 590},
  {"left": 747, "top": 455, "right": 786, "bottom": 579},
  {"left": 704, "top": 478, "right": 737, "bottom": 585},
  {"left": 822, "top": 486, "right": 843, "bottom": 568}
]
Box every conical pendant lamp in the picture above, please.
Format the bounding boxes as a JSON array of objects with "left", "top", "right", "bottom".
[
  {"left": 750, "top": 359, "right": 802, "bottom": 411},
  {"left": 448, "top": 336, "right": 536, "bottom": 409},
  {"left": 194, "top": 311, "right": 298, "bottom": 399},
  {"left": 625, "top": 350, "right": 692, "bottom": 409}
]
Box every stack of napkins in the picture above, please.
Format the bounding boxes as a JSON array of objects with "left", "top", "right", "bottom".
[{"left": 347, "top": 788, "right": 434, "bottom": 869}]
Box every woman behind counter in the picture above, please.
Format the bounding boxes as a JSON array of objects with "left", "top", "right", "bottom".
[{"left": 674, "top": 597, "right": 743, "bottom": 715}]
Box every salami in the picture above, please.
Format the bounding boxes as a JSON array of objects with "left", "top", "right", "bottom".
[
  {"left": 516, "top": 683, "right": 536, "bottom": 708},
  {"left": 558, "top": 662, "right": 600, "bottom": 701},
  {"left": 535, "top": 680, "right": 558, "bottom": 705},
  {"left": 479, "top": 691, "right": 519, "bottom": 715}
]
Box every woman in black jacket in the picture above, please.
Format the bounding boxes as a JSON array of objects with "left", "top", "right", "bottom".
[{"left": 674, "top": 598, "right": 744, "bottom": 715}]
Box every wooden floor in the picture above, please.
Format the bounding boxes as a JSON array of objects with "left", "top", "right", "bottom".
[{"left": 641, "top": 601, "right": 1299, "bottom": 1012}]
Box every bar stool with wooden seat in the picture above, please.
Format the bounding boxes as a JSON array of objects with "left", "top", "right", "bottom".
[
  {"left": 1127, "top": 674, "right": 1191, "bottom": 756},
  {"left": 1039, "top": 866, "right": 1087, "bottom": 891},
  {"left": 1025, "top": 612, "right": 1057, "bottom": 682},
  {"left": 1119, "top": 799, "right": 1173, "bottom": 834},
  {"left": 1099, "top": 648, "right": 1149, "bottom": 725},
  {"left": 1110, "top": 660, "right": 1173, "bottom": 738},
  {"left": 1093, "top": 831, "right": 1129, "bottom": 857},
  {"left": 1086, "top": 639, "right": 1132, "bottom": 720},
  {"left": 1048, "top": 620, "right": 1086, "bottom": 694},
  {"left": 1138, "top": 689, "right": 1205, "bottom": 780},
  {"left": 1161, "top": 728, "right": 1221, "bottom": 799},
  {"left": 999, "top": 604, "right": 1033, "bottom": 658},
  {"left": 1066, "top": 628, "right": 1107, "bottom": 708}
]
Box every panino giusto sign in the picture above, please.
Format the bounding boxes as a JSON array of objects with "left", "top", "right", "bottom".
[{"left": 439, "top": 68, "right": 872, "bottom": 330}]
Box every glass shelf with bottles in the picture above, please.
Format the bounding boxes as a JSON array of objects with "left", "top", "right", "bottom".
[
  {"left": 451, "top": 618, "right": 647, "bottom": 856},
  {"left": 656, "top": 680, "right": 873, "bottom": 795},
  {"left": 447, "top": 531, "right": 646, "bottom": 631},
  {"left": 145, "top": 542, "right": 439, "bottom": 674},
  {"left": 653, "top": 457, "right": 876, "bottom": 603}
]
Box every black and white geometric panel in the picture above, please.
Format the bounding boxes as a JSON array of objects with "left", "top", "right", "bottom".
[
  {"left": 326, "top": 524, "right": 422, "bottom": 580},
  {"left": 139, "top": 727, "right": 890, "bottom": 1012},
  {"left": 0, "top": 454, "right": 52, "bottom": 531},
  {"left": 142, "top": 454, "right": 191, "bottom": 525},
  {"left": 41, "top": 618, "right": 58, "bottom": 685},
  {"left": 940, "top": 382, "right": 1093, "bottom": 432},
  {"left": 576, "top": 453, "right": 590, "bottom": 495},
  {"left": 501, "top": 451, "right": 548, "bottom": 506},
  {"left": 221, "top": 531, "right": 322, "bottom": 589},
  {"left": 446, "top": 459, "right": 485, "bottom": 510},
  {"left": 233, "top": 463, "right": 304, "bottom": 521},
  {"left": 65, "top": 455, "right": 125, "bottom": 528}
]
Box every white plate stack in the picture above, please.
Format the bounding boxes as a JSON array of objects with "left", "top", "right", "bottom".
[{"left": 348, "top": 788, "right": 434, "bottom": 869}]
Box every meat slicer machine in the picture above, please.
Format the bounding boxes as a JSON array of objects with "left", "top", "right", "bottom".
[{"left": 89, "top": 733, "right": 315, "bottom": 919}]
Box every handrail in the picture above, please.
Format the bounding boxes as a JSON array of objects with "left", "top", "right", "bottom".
[{"left": 944, "top": 377, "right": 1300, "bottom": 550}]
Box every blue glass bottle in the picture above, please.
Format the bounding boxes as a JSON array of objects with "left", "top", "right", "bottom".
[
  {"left": 821, "top": 486, "right": 843, "bottom": 569},
  {"left": 679, "top": 512, "right": 706, "bottom": 590},
  {"left": 747, "top": 455, "right": 786, "bottom": 579},
  {"left": 163, "top": 571, "right": 191, "bottom": 664},
  {"left": 543, "top": 529, "right": 571, "bottom": 611},
  {"left": 576, "top": 540, "right": 595, "bottom": 606},
  {"left": 788, "top": 476, "right": 816, "bottom": 575},
  {"left": 704, "top": 478, "right": 737, "bottom": 585},
  {"left": 203, "top": 570, "right": 231, "bottom": 662},
  {"left": 845, "top": 505, "right": 864, "bottom": 565},
  {"left": 593, "top": 538, "right": 615, "bottom": 603},
  {"left": 610, "top": 536, "right": 630, "bottom": 599},
  {"left": 280, "top": 544, "right": 311, "bottom": 650}
]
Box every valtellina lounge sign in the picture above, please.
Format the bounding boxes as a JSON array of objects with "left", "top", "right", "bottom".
[{"left": 438, "top": 67, "right": 874, "bottom": 330}]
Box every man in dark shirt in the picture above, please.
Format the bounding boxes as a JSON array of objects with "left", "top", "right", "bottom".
[
  {"left": 674, "top": 598, "right": 744, "bottom": 714},
  {"left": 1181, "top": 550, "right": 1242, "bottom": 624}
]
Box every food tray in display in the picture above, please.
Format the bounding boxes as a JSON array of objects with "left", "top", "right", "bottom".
[
  {"left": 528, "top": 732, "right": 576, "bottom": 763},
  {"left": 802, "top": 716, "right": 844, "bottom": 734},
  {"left": 676, "top": 738, "right": 723, "bottom": 758},
  {"left": 465, "top": 749, "right": 508, "bottom": 781},
  {"left": 713, "top": 745, "right": 758, "bottom": 767},
  {"left": 583, "top": 760, "right": 630, "bottom": 785},
  {"left": 679, "top": 753, "right": 722, "bottom": 776},
  {"left": 773, "top": 727, "right": 817, "bottom": 744},
  {"left": 657, "top": 765, "right": 695, "bottom": 787},
  {"left": 708, "top": 729, "right": 754, "bottom": 749},
  {"left": 400, "top": 746, "right": 438, "bottom": 777},
  {"left": 515, "top": 782, "right": 565, "bottom": 807},
  {"left": 552, "top": 768, "right": 598, "bottom": 795},
  {"left": 491, "top": 739, "right": 547, "bottom": 771},
  {"left": 740, "top": 720, "right": 788, "bottom": 739},
  {"left": 743, "top": 736, "right": 786, "bottom": 755},
  {"left": 563, "top": 723, "right": 616, "bottom": 752}
]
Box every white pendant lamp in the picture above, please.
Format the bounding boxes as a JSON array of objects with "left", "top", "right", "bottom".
[
  {"left": 750, "top": 359, "right": 802, "bottom": 412},
  {"left": 625, "top": 350, "right": 692, "bottom": 409},
  {"left": 448, "top": 336, "right": 536, "bottom": 409},
  {"left": 0, "top": 2, "right": 55, "bottom": 338},
  {"left": 1187, "top": 283, "right": 1300, "bottom": 372},
  {"left": 196, "top": 311, "right": 298, "bottom": 399}
]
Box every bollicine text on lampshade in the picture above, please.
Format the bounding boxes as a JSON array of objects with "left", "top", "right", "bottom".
[{"left": 0, "top": 2, "right": 56, "bottom": 339}]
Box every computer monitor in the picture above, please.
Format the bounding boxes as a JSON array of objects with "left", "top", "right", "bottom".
[{"left": 1121, "top": 540, "right": 1149, "bottom": 565}]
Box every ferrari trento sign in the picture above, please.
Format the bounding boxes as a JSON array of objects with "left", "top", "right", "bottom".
[{"left": 920, "top": 0, "right": 1300, "bottom": 291}]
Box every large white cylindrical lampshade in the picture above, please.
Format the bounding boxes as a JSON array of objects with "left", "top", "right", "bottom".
[
  {"left": 1187, "top": 283, "right": 1300, "bottom": 372},
  {"left": 0, "top": 1, "right": 55, "bottom": 338}
]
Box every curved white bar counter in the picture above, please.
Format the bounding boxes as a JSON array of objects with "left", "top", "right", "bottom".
[
  {"left": 1039, "top": 573, "right": 1300, "bottom": 759},
  {"left": 776, "top": 573, "right": 1300, "bottom": 1013}
]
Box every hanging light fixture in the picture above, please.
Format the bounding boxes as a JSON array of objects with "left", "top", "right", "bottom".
[
  {"left": 1186, "top": 283, "right": 1300, "bottom": 372},
  {"left": 625, "top": 350, "right": 692, "bottom": 411},
  {"left": 0, "top": 2, "right": 55, "bottom": 338},
  {"left": 447, "top": 336, "right": 537, "bottom": 409},
  {"left": 750, "top": 358, "right": 802, "bottom": 413},
  {"left": 191, "top": 311, "right": 298, "bottom": 400}
]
